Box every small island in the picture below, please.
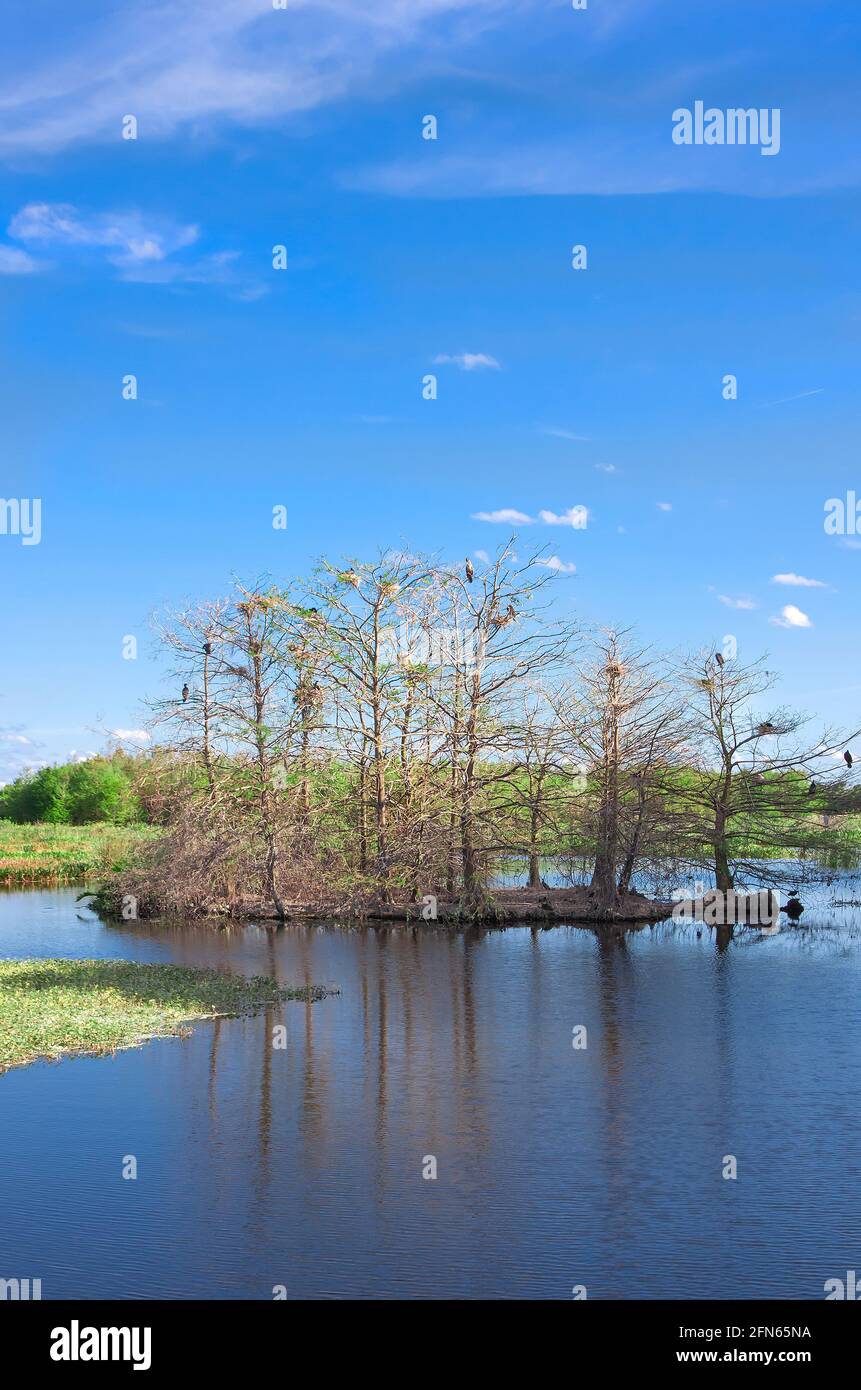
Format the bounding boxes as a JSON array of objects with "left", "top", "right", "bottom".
[{"left": 6, "top": 540, "right": 843, "bottom": 930}]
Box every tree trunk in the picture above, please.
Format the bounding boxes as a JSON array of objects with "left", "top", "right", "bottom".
[
  {"left": 589, "top": 669, "right": 621, "bottom": 914},
  {"left": 527, "top": 852, "right": 542, "bottom": 889},
  {"left": 527, "top": 797, "right": 543, "bottom": 888},
  {"left": 358, "top": 757, "right": 368, "bottom": 873},
  {"left": 713, "top": 818, "right": 734, "bottom": 892}
]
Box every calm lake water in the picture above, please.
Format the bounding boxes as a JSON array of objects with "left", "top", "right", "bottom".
[{"left": 2, "top": 884, "right": 860, "bottom": 1300}]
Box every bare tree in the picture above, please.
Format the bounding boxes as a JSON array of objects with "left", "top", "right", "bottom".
[
  {"left": 676, "top": 650, "right": 858, "bottom": 891},
  {"left": 551, "top": 631, "right": 691, "bottom": 913}
]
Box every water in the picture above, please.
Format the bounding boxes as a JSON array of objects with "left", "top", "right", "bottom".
[{"left": 1, "top": 884, "right": 860, "bottom": 1300}]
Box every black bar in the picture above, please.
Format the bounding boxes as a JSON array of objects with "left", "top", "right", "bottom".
[{"left": 2, "top": 1297, "right": 854, "bottom": 1374}]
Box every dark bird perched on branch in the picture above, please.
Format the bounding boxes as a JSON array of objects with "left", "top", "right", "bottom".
[
  {"left": 465, "top": 558, "right": 474, "bottom": 583},
  {"left": 181, "top": 684, "right": 189, "bottom": 702},
  {"left": 203, "top": 642, "right": 212, "bottom": 656},
  {"left": 782, "top": 892, "right": 804, "bottom": 921},
  {"left": 715, "top": 651, "right": 724, "bottom": 667},
  {"left": 808, "top": 780, "right": 816, "bottom": 796},
  {"left": 845, "top": 750, "right": 853, "bottom": 768}
]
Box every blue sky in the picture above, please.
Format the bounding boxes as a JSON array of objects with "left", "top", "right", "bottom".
[{"left": 1, "top": 0, "right": 860, "bottom": 779}]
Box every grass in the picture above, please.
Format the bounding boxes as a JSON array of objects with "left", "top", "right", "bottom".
[
  {"left": 0, "top": 958, "right": 333, "bottom": 1072},
  {"left": 0, "top": 821, "right": 160, "bottom": 886}
]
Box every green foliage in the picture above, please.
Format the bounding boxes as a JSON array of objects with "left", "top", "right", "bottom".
[
  {"left": 0, "top": 755, "right": 142, "bottom": 826},
  {"left": 0, "top": 959, "right": 333, "bottom": 1072}
]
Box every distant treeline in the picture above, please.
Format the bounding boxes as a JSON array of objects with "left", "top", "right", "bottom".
[{"left": 0, "top": 753, "right": 142, "bottom": 825}]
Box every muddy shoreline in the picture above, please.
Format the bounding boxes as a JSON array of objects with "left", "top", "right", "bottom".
[{"left": 101, "top": 885, "right": 677, "bottom": 927}]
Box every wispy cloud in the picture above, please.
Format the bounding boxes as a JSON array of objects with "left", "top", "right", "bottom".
[
  {"left": 656, "top": 501, "right": 672, "bottom": 512},
  {"left": 6, "top": 201, "right": 263, "bottom": 295},
  {"left": 9, "top": 201, "right": 199, "bottom": 265},
  {"left": 761, "top": 388, "right": 825, "bottom": 409},
  {"left": 0, "top": 727, "right": 46, "bottom": 782},
  {"left": 538, "top": 507, "right": 588, "bottom": 529},
  {"left": 0, "top": 244, "right": 44, "bottom": 275},
  {"left": 344, "top": 133, "right": 859, "bottom": 199},
  {"left": 1, "top": 0, "right": 855, "bottom": 213},
  {"left": 537, "top": 556, "right": 576, "bottom": 574},
  {"left": 719, "top": 594, "right": 757, "bottom": 610},
  {"left": 433, "top": 352, "right": 500, "bottom": 371},
  {"left": 540, "top": 426, "right": 590, "bottom": 442},
  {"left": 771, "top": 572, "right": 827, "bottom": 589},
  {"left": 110, "top": 729, "right": 150, "bottom": 743},
  {"left": 0, "top": 0, "right": 514, "bottom": 158},
  {"left": 770, "top": 604, "right": 813, "bottom": 629}
]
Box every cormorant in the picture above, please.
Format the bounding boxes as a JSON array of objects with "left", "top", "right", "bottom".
[
  {"left": 715, "top": 652, "right": 724, "bottom": 667},
  {"left": 203, "top": 642, "right": 212, "bottom": 656},
  {"left": 808, "top": 780, "right": 816, "bottom": 796},
  {"left": 782, "top": 892, "right": 804, "bottom": 921},
  {"left": 845, "top": 750, "right": 853, "bottom": 769},
  {"left": 181, "top": 684, "right": 189, "bottom": 702},
  {"left": 465, "top": 558, "right": 474, "bottom": 583}
]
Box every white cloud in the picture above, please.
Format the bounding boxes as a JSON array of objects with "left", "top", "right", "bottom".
[
  {"left": 472, "top": 509, "right": 533, "bottom": 525},
  {"left": 6, "top": 201, "right": 262, "bottom": 295},
  {"left": 474, "top": 549, "right": 490, "bottom": 563},
  {"left": 771, "top": 572, "right": 826, "bottom": 588},
  {"left": 595, "top": 463, "right": 618, "bottom": 474},
  {"left": 433, "top": 352, "right": 500, "bottom": 371},
  {"left": 770, "top": 604, "right": 813, "bottom": 629},
  {"left": 0, "top": 245, "right": 44, "bottom": 274},
  {"left": 0, "top": 732, "right": 35, "bottom": 745},
  {"left": 537, "top": 556, "right": 576, "bottom": 574},
  {"left": 9, "top": 202, "right": 199, "bottom": 266},
  {"left": 110, "top": 729, "right": 151, "bottom": 743},
  {"left": 538, "top": 507, "right": 589, "bottom": 529},
  {"left": 719, "top": 595, "right": 757, "bottom": 610},
  {"left": 656, "top": 501, "right": 672, "bottom": 512},
  {"left": 474, "top": 505, "right": 589, "bottom": 529}
]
